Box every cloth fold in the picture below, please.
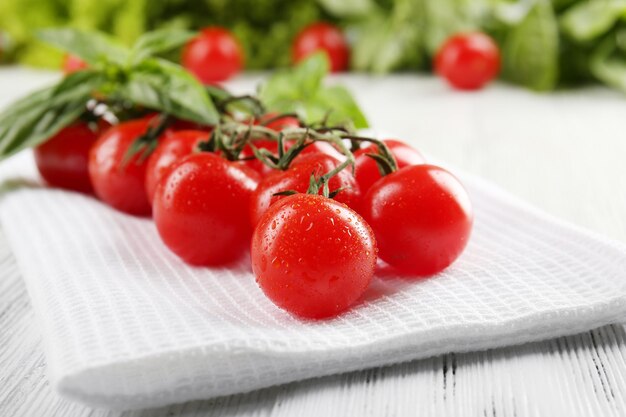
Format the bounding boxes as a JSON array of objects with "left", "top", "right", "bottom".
[{"left": 1, "top": 151, "right": 625, "bottom": 410}]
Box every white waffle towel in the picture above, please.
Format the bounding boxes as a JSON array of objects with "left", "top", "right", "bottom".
[{"left": 0, "top": 151, "right": 625, "bottom": 410}]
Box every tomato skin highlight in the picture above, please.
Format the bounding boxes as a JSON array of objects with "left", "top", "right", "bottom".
[
  {"left": 251, "top": 193, "right": 377, "bottom": 319},
  {"left": 435, "top": 32, "right": 500, "bottom": 90},
  {"left": 145, "top": 130, "right": 210, "bottom": 204},
  {"left": 292, "top": 22, "right": 349, "bottom": 72},
  {"left": 88, "top": 118, "right": 155, "bottom": 216},
  {"left": 182, "top": 27, "right": 243, "bottom": 84},
  {"left": 354, "top": 139, "right": 425, "bottom": 194},
  {"left": 362, "top": 164, "right": 473, "bottom": 276},
  {"left": 249, "top": 153, "right": 361, "bottom": 226},
  {"left": 153, "top": 152, "right": 260, "bottom": 266},
  {"left": 34, "top": 122, "right": 103, "bottom": 193}
]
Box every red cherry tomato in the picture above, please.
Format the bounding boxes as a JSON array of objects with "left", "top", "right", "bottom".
[
  {"left": 88, "top": 118, "right": 157, "bottom": 216},
  {"left": 63, "top": 54, "right": 88, "bottom": 74},
  {"left": 153, "top": 152, "right": 259, "bottom": 266},
  {"left": 252, "top": 193, "right": 377, "bottom": 319},
  {"left": 292, "top": 22, "right": 349, "bottom": 72},
  {"left": 354, "top": 139, "right": 425, "bottom": 193},
  {"left": 145, "top": 130, "right": 210, "bottom": 204},
  {"left": 362, "top": 164, "right": 473, "bottom": 275},
  {"left": 296, "top": 140, "right": 346, "bottom": 162},
  {"left": 435, "top": 32, "right": 500, "bottom": 90},
  {"left": 34, "top": 122, "right": 105, "bottom": 193},
  {"left": 250, "top": 153, "right": 361, "bottom": 226},
  {"left": 182, "top": 27, "right": 243, "bottom": 84}
]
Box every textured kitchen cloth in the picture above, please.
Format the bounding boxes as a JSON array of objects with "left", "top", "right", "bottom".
[{"left": 1, "top": 152, "right": 625, "bottom": 410}]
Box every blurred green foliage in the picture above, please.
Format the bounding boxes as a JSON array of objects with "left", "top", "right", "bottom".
[
  {"left": 2, "top": 0, "right": 626, "bottom": 92},
  {"left": 0, "top": 0, "right": 327, "bottom": 69}
]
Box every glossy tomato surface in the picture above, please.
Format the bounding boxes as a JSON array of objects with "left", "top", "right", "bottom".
[
  {"left": 145, "top": 130, "right": 210, "bottom": 203},
  {"left": 297, "top": 140, "right": 346, "bottom": 162},
  {"left": 354, "top": 139, "right": 425, "bottom": 193},
  {"left": 362, "top": 164, "right": 473, "bottom": 275},
  {"left": 292, "top": 22, "right": 349, "bottom": 72},
  {"left": 34, "top": 122, "right": 103, "bottom": 193},
  {"left": 89, "top": 118, "right": 155, "bottom": 216},
  {"left": 250, "top": 153, "right": 361, "bottom": 226},
  {"left": 435, "top": 32, "right": 500, "bottom": 90},
  {"left": 153, "top": 152, "right": 260, "bottom": 266},
  {"left": 182, "top": 27, "right": 243, "bottom": 84},
  {"left": 251, "top": 193, "right": 377, "bottom": 319}
]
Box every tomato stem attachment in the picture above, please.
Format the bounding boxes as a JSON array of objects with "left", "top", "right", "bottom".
[{"left": 341, "top": 134, "right": 398, "bottom": 176}]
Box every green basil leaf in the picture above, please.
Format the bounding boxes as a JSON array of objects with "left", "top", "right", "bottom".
[
  {"left": 259, "top": 53, "right": 328, "bottom": 107},
  {"left": 258, "top": 53, "right": 330, "bottom": 111},
  {"left": 205, "top": 85, "right": 233, "bottom": 103},
  {"left": 259, "top": 53, "right": 368, "bottom": 128},
  {"left": 131, "top": 28, "right": 196, "bottom": 63},
  {"left": 314, "top": 85, "right": 369, "bottom": 129},
  {"left": 560, "top": 0, "right": 626, "bottom": 42},
  {"left": 121, "top": 58, "right": 218, "bottom": 125},
  {"left": 502, "top": 0, "right": 559, "bottom": 91},
  {"left": 0, "top": 71, "right": 104, "bottom": 159},
  {"left": 37, "top": 28, "right": 130, "bottom": 66}
]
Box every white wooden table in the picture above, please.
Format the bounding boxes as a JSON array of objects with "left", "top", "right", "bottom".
[{"left": 1, "top": 68, "right": 626, "bottom": 416}]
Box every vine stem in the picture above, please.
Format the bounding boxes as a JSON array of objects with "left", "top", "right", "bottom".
[{"left": 210, "top": 119, "right": 406, "bottom": 199}]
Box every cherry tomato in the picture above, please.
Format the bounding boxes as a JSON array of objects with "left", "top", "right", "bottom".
[
  {"left": 435, "top": 32, "right": 500, "bottom": 90},
  {"left": 182, "top": 27, "right": 243, "bottom": 84},
  {"left": 292, "top": 22, "right": 349, "bottom": 72},
  {"left": 63, "top": 54, "right": 88, "bottom": 74},
  {"left": 34, "top": 122, "right": 104, "bottom": 193},
  {"left": 362, "top": 164, "right": 473, "bottom": 275},
  {"left": 250, "top": 153, "right": 361, "bottom": 226},
  {"left": 252, "top": 193, "right": 377, "bottom": 319},
  {"left": 145, "top": 130, "right": 210, "bottom": 204},
  {"left": 153, "top": 152, "right": 260, "bottom": 266},
  {"left": 354, "top": 139, "right": 425, "bottom": 193},
  {"left": 89, "top": 118, "right": 157, "bottom": 216},
  {"left": 296, "top": 140, "right": 346, "bottom": 161}
]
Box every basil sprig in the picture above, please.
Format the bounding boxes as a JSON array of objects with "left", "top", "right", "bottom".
[
  {"left": 0, "top": 28, "right": 219, "bottom": 160},
  {"left": 258, "top": 53, "right": 369, "bottom": 130}
]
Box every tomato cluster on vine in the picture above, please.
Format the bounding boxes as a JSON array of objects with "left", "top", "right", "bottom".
[{"left": 34, "top": 98, "right": 473, "bottom": 320}]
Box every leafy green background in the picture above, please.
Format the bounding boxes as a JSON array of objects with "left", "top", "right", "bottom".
[{"left": 2, "top": 0, "right": 626, "bottom": 92}]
